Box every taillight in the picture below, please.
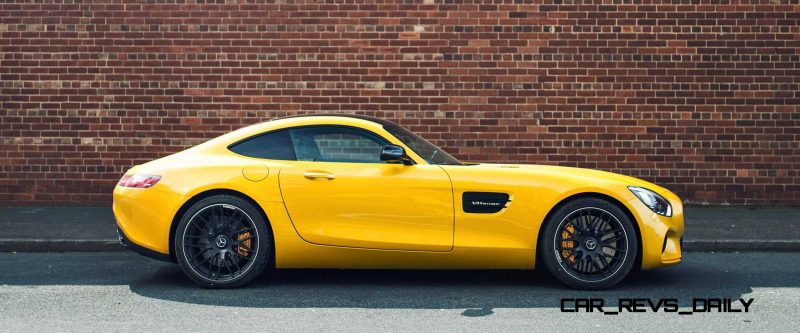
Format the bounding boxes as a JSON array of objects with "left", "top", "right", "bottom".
[{"left": 117, "top": 174, "right": 161, "bottom": 188}]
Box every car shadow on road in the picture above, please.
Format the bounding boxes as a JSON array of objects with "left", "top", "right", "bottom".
[
  {"left": 2, "top": 252, "right": 794, "bottom": 312},
  {"left": 127, "top": 252, "right": 799, "bottom": 311}
]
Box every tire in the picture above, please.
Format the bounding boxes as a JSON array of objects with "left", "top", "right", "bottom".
[
  {"left": 174, "top": 195, "right": 272, "bottom": 288},
  {"left": 541, "top": 197, "right": 638, "bottom": 290}
]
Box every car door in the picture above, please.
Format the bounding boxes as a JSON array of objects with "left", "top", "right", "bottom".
[{"left": 278, "top": 125, "right": 455, "bottom": 252}]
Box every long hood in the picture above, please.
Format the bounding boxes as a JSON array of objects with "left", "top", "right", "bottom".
[{"left": 454, "top": 163, "right": 670, "bottom": 195}]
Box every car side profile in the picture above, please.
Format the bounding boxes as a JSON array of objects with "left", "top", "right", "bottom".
[{"left": 113, "top": 114, "right": 684, "bottom": 289}]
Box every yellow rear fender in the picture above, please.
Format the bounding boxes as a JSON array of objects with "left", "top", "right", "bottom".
[
  {"left": 165, "top": 188, "right": 275, "bottom": 261},
  {"left": 120, "top": 153, "right": 289, "bottom": 257}
]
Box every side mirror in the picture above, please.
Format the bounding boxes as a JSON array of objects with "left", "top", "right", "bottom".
[{"left": 380, "top": 144, "right": 413, "bottom": 165}]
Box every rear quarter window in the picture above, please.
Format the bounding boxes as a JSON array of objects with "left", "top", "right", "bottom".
[{"left": 228, "top": 130, "right": 296, "bottom": 160}]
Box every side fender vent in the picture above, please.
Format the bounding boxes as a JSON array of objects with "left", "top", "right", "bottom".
[{"left": 462, "top": 192, "right": 510, "bottom": 213}]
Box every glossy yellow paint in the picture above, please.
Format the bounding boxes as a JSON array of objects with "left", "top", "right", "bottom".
[
  {"left": 279, "top": 161, "right": 454, "bottom": 251},
  {"left": 113, "top": 115, "right": 683, "bottom": 270}
]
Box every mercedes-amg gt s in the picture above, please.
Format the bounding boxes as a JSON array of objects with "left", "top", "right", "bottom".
[{"left": 113, "top": 114, "right": 683, "bottom": 289}]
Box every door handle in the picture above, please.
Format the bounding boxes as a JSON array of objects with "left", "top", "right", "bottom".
[{"left": 303, "top": 172, "right": 336, "bottom": 180}]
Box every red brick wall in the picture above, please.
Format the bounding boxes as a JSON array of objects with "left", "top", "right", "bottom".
[{"left": 1, "top": 1, "right": 799, "bottom": 205}]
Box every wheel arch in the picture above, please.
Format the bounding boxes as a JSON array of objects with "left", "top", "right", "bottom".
[
  {"left": 168, "top": 188, "right": 274, "bottom": 265},
  {"left": 535, "top": 192, "right": 643, "bottom": 271}
]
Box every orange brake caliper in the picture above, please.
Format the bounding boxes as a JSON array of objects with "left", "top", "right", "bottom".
[
  {"left": 561, "top": 225, "right": 576, "bottom": 264},
  {"left": 237, "top": 231, "right": 252, "bottom": 257}
]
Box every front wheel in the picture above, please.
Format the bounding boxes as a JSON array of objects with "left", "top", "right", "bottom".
[
  {"left": 541, "top": 198, "right": 638, "bottom": 289},
  {"left": 175, "top": 195, "right": 272, "bottom": 288}
]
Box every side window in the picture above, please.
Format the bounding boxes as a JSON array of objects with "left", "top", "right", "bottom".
[
  {"left": 228, "top": 130, "right": 296, "bottom": 160},
  {"left": 289, "top": 126, "right": 388, "bottom": 163}
]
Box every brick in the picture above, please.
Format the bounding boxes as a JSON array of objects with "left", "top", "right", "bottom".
[{"left": 0, "top": 1, "right": 799, "bottom": 205}]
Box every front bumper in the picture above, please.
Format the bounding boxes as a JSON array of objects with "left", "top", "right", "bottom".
[{"left": 628, "top": 191, "right": 684, "bottom": 269}]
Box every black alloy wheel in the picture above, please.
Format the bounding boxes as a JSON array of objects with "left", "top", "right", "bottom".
[
  {"left": 541, "top": 198, "right": 638, "bottom": 289},
  {"left": 175, "top": 195, "right": 272, "bottom": 288}
]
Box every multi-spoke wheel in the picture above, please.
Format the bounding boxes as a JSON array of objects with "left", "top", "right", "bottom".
[
  {"left": 175, "top": 195, "right": 272, "bottom": 288},
  {"left": 541, "top": 198, "right": 638, "bottom": 289}
]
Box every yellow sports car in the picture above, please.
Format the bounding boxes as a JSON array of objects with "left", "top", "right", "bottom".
[{"left": 114, "top": 114, "right": 683, "bottom": 289}]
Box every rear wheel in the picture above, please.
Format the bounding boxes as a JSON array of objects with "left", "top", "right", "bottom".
[
  {"left": 541, "top": 197, "right": 638, "bottom": 289},
  {"left": 175, "top": 195, "right": 272, "bottom": 288}
]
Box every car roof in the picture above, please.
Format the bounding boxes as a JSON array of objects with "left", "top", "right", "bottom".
[
  {"left": 274, "top": 113, "right": 399, "bottom": 127},
  {"left": 195, "top": 113, "right": 403, "bottom": 153}
]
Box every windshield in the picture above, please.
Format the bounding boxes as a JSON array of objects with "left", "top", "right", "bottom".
[{"left": 383, "top": 124, "right": 463, "bottom": 165}]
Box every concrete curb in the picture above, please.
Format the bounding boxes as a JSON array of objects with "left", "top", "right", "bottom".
[
  {"left": 0, "top": 239, "right": 123, "bottom": 252},
  {"left": 1, "top": 239, "right": 800, "bottom": 253},
  {"left": 683, "top": 239, "right": 800, "bottom": 252}
]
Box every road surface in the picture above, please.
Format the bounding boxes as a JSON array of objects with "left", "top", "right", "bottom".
[{"left": 0, "top": 252, "right": 797, "bottom": 331}]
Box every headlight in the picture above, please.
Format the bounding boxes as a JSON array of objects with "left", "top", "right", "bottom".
[{"left": 628, "top": 186, "right": 672, "bottom": 217}]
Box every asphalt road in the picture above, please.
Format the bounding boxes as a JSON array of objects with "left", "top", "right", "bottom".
[{"left": 0, "top": 252, "right": 797, "bottom": 332}]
